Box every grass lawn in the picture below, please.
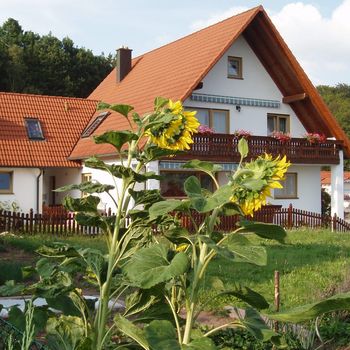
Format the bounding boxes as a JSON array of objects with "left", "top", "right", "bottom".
[
  {"left": 203, "top": 229, "right": 350, "bottom": 312},
  {"left": 2, "top": 229, "right": 350, "bottom": 314}
]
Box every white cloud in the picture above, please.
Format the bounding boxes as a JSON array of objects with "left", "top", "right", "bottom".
[
  {"left": 190, "top": 1, "right": 350, "bottom": 85},
  {"left": 271, "top": 1, "right": 350, "bottom": 85},
  {"left": 0, "top": 0, "right": 104, "bottom": 41}
]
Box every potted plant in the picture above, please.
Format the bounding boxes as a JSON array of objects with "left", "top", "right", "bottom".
[
  {"left": 271, "top": 131, "right": 291, "bottom": 144},
  {"left": 197, "top": 125, "right": 215, "bottom": 134},
  {"left": 233, "top": 129, "right": 252, "bottom": 139},
  {"left": 303, "top": 132, "right": 326, "bottom": 144}
]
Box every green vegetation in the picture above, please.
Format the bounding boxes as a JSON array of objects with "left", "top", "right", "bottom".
[
  {"left": 204, "top": 229, "right": 350, "bottom": 311},
  {"left": 209, "top": 327, "right": 304, "bottom": 350},
  {"left": 0, "top": 18, "right": 114, "bottom": 97},
  {"left": 0, "top": 235, "right": 107, "bottom": 283},
  {"left": 317, "top": 84, "right": 350, "bottom": 170},
  {"left": 3, "top": 229, "right": 350, "bottom": 348},
  {"left": 3, "top": 98, "right": 350, "bottom": 349},
  {"left": 2, "top": 234, "right": 107, "bottom": 254},
  {"left": 318, "top": 84, "right": 350, "bottom": 140},
  {"left": 3, "top": 229, "right": 350, "bottom": 312}
]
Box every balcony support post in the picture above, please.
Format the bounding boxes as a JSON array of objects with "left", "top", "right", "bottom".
[{"left": 331, "top": 150, "right": 344, "bottom": 219}]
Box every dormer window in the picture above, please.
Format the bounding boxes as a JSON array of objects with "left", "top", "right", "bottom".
[
  {"left": 228, "top": 56, "right": 242, "bottom": 79},
  {"left": 81, "top": 111, "right": 110, "bottom": 138},
  {"left": 25, "top": 118, "right": 44, "bottom": 140}
]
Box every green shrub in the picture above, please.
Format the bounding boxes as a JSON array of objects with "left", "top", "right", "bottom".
[
  {"left": 209, "top": 328, "right": 304, "bottom": 350},
  {"left": 319, "top": 315, "right": 350, "bottom": 347}
]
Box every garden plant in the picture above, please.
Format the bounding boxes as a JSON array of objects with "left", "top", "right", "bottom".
[{"left": 2, "top": 98, "right": 350, "bottom": 349}]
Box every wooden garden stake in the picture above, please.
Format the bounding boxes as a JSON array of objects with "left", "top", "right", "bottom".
[{"left": 274, "top": 270, "right": 280, "bottom": 333}]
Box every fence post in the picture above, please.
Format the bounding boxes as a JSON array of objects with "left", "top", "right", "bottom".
[
  {"left": 332, "top": 213, "right": 337, "bottom": 232},
  {"left": 29, "top": 208, "right": 34, "bottom": 234},
  {"left": 274, "top": 270, "right": 280, "bottom": 333},
  {"left": 287, "top": 204, "right": 293, "bottom": 229}
]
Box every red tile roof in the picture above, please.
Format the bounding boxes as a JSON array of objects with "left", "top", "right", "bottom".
[
  {"left": 70, "top": 5, "right": 350, "bottom": 159},
  {"left": 321, "top": 171, "right": 350, "bottom": 185},
  {"left": 0, "top": 93, "right": 97, "bottom": 167}
]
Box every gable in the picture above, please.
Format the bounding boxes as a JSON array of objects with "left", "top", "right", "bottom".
[{"left": 184, "top": 35, "right": 307, "bottom": 137}]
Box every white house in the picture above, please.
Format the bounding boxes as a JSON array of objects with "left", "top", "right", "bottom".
[
  {"left": 1, "top": 6, "right": 349, "bottom": 219},
  {"left": 0, "top": 93, "right": 97, "bottom": 213},
  {"left": 69, "top": 6, "right": 349, "bottom": 218}
]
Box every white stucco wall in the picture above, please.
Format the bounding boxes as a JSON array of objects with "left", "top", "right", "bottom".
[
  {"left": 269, "top": 165, "right": 321, "bottom": 213},
  {"left": 81, "top": 161, "right": 119, "bottom": 212},
  {"left": 0, "top": 167, "right": 42, "bottom": 213},
  {"left": 82, "top": 160, "right": 146, "bottom": 212},
  {"left": 184, "top": 35, "right": 306, "bottom": 137}
]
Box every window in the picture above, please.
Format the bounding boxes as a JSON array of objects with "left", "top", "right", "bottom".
[
  {"left": 160, "top": 171, "right": 214, "bottom": 198},
  {"left": 82, "top": 173, "right": 92, "bottom": 183},
  {"left": 267, "top": 114, "right": 290, "bottom": 134},
  {"left": 81, "top": 173, "right": 92, "bottom": 197},
  {"left": 25, "top": 118, "right": 44, "bottom": 140},
  {"left": 274, "top": 173, "right": 297, "bottom": 199},
  {"left": 81, "top": 112, "right": 110, "bottom": 138},
  {"left": 191, "top": 108, "right": 229, "bottom": 134},
  {"left": 0, "top": 172, "right": 13, "bottom": 194},
  {"left": 228, "top": 56, "right": 243, "bottom": 79}
]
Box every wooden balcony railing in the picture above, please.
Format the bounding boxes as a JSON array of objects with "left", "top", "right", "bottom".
[{"left": 174, "top": 134, "right": 342, "bottom": 164}]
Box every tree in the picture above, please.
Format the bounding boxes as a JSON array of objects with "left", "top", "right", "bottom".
[
  {"left": 0, "top": 18, "right": 114, "bottom": 97},
  {"left": 317, "top": 84, "right": 350, "bottom": 170}
]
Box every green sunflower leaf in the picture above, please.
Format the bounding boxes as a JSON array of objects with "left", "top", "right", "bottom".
[
  {"left": 123, "top": 244, "right": 189, "bottom": 289},
  {"left": 108, "top": 103, "right": 134, "bottom": 117},
  {"left": 145, "top": 320, "right": 180, "bottom": 350},
  {"left": 239, "top": 220, "right": 286, "bottom": 243},
  {"left": 182, "top": 159, "right": 222, "bottom": 175},
  {"left": 94, "top": 130, "right": 138, "bottom": 151}
]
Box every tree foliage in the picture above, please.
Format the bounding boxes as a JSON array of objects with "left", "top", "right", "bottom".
[
  {"left": 318, "top": 84, "right": 350, "bottom": 140},
  {"left": 317, "top": 83, "right": 350, "bottom": 169},
  {"left": 0, "top": 18, "right": 114, "bottom": 97}
]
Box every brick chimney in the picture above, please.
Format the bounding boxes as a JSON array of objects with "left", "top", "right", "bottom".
[{"left": 116, "top": 46, "right": 132, "bottom": 83}]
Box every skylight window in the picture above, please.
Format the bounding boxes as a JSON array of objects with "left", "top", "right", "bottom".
[
  {"left": 81, "top": 112, "right": 110, "bottom": 138},
  {"left": 25, "top": 118, "right": 45, "bottom": 140}
]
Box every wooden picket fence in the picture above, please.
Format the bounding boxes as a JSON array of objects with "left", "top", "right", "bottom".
[
  {"left": 179, "top": 204, "right": 350, "bottom": 232},
  {"left": 0, "top": 209, "right": 105, "bottom": 236},
  {"left": 273, "top": 204, "right": 350, "bottom": 232},
  {"left": 0, "top": 204, "right": 350, "bottom": 236}
]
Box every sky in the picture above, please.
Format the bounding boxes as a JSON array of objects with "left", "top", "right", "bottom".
[{"left": 0, "top": 0, "right": 349, "bottom": 86}]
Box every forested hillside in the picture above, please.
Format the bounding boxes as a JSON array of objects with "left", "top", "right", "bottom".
[
  {"left": 0, "top": 18, "right": 114, "bottom": 97},
  {"left": 318, "top": 84, "right": 350, "bottom": 140}
]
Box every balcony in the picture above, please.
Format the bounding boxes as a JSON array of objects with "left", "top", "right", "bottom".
[{"left": 174, "top": 134, "right": 342, "bottom": 164}]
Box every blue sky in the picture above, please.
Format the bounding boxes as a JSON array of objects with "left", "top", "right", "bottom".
[{"left": 0, "top": 0, "right": 349, "bottom": 85}]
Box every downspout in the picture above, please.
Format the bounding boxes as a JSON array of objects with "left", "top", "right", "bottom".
[{"left": 36, "top": 169, "right": 43, "bottom": 213}]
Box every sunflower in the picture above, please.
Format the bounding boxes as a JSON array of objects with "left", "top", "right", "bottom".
[
  {"left": 146, "top": 100, "right": 200, "bottom": 150},
  {"left": 231, "top": 154, "right": 290, "bottom": 216}
]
